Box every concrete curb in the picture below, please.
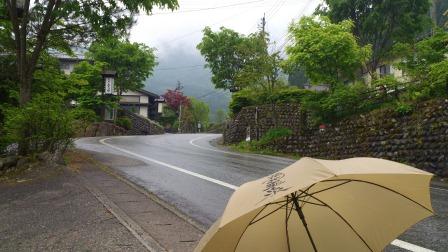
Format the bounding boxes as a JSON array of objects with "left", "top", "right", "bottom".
[
  {"left": 78, "top": 175, "right": 167, "bottom": 252},
  {"left": 83, "top": 152, "right": 208, "bottom": 233}
]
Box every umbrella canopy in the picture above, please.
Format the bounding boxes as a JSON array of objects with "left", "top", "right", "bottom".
[{"left": 195, "top": 157, "right": 433, "bottom": 252}]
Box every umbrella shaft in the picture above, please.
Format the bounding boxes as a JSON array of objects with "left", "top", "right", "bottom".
[{"left": 291, "top": 194, "right": 318, "bottom": 252}]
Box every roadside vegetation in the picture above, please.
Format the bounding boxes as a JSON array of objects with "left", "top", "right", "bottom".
[
  {"left": 230, "top": 128, "right": 300, "bottom": 159},
  {"left": 159, "top": 88, "right": 210, "bottom": 133},
  {"left": 0, "top": 0, "right": 179, "bottom": 162},
  {"left": 198, "top": 0, "right": 448, "bottom": 154}
]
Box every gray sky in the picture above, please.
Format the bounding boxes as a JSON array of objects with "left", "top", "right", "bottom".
[{"left": 130, "top": 0, "right": 321, "bottom": 61}]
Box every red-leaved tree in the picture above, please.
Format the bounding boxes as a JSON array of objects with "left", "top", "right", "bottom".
[{"left": 163, "top": 89, "right": 190, "bottom": 112}]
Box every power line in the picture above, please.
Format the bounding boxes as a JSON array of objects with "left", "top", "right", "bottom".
[
  {"left": 196, "top": 89, "right": 226, "bottom": 99},
  {"left": 166, "top": 6, "right": 259, "bottom": 44},
  {"left": 148, "top": 0, "right": 265, "bottom": 15},
  {"left": 277, "top": 0, "right": 314, "bottom": 55},
  {"left": 156, "top": 64, "right": 204, "bottom": 70}
]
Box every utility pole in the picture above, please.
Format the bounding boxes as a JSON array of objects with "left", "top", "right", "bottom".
[
  {"left": 175, "top": 80, "right": 183, "bottom": 91},
  {"left": 178, "top": 103, "right": 182, "bottom": 133},
  {"left": 261, "top": 13, "right": 266, "bottom": 36}
]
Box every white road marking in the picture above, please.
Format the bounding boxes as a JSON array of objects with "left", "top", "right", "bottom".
[
  {"left": 99, "top": 137, "right": 238, "bottom": 190},
  {"left": 100, "top": 136, "right": 437, "bottom": 252},
  {"left": 391, "top": 240, "right": 435, "bottom": 252},
  {"left": 430, "top": 186, "right": 448, "bottom": 192},
  {"left": 189, "top": 135, "right": 292, "bottom": 164}
]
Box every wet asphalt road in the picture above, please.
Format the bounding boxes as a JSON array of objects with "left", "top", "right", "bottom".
[{"left": 75, "top": 134, "right": 448, "bottom": 252}]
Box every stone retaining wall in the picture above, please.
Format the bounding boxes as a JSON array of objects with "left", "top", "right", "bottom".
[
  {"left": 82, "top": 122, "right": 126, "bottom": 137},
  {"left": 224, "top": 99, "right": 448, "bottom": 177},
  {"left": 121, "top": 109, "right": 165, "bottom": 135}
]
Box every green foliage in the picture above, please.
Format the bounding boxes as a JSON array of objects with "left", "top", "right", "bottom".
[
  {"left": 394, "top": 102, "right": 413, "bottom": 115},
  {"left": 197, "top": 27, "right": 249, "bottom": 91},
  {"left": 197, "top": 27, "right": 283, "bottom": 92},
  {"left": 214, "top": 109, "right": 227, "bottom": 124},
  {"left": 0, "top": 55, "right": 18, "bottom": 124},
  {"left": 70, "top": 107, "right": 98, "bottom": 135},
  {"left": 319, "top": 0, "right": 431, "bottom": 73},
  {"left": 287, "top": 67, "right": 309, "bottom": 87},
  {"left": 2, "top": 93, "right": 74, "bottom": 154},
  {"left": 285, "top": 16, "right": 371, "bottom": 89},
  {"left": 32, "top": 53, "right": 70, "bottom": 96},
  {"left": 189, "top": 97, "right": 210, "bottom": 129},
  {"left": 393, "top": 30, "right": 448, "bottom": 82},
  {"left": 257, "top": 128, "right": 293, "bottom": 146},
  {"left": 234, "top": 127, "right": 293, "bottom": 154},
  {"left": 67, "top": 61, "right": 118, "bottom": 110},
  {"left": 307, "top": 84, "right": 376, "bottom": 123},
  {"left": 88, "top": 38, "right": 156, "bottom": 95},
  {"left": 229, "top": 88, "right": 258, "bottom": 114},
  {"left": 116, "top": 117, "right": 132, "bottom": 130},
  {"left": 262, "top": 87, "right": 314, "bottom": 104},
  {"left": 159, "top": 106, "right": 178, "bottom": 130}
]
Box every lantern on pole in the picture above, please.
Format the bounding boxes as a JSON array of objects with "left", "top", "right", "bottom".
[{"left": 102, "top": 70, "right": 116, "bottom": 95}]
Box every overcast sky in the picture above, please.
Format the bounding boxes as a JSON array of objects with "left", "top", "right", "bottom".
[{"left": 130, "top": 0, "right": 321, "bottom": 64}]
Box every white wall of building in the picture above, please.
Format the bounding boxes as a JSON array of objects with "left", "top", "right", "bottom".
[{"left": 139, "top": 106, "right": 148, "bottom": 117}]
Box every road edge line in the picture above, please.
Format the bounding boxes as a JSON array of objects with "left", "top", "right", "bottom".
[{"left": 78, "top": 175, "right": 167, "bottom": 252}]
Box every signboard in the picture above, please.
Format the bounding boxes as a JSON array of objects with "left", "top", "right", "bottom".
[{"left": 105, "top": 77, "right": 114, "bottom": 94}]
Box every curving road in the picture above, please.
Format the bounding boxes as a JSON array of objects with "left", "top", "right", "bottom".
[{"left": 75, "top": 134, "right": 448, "bottom": 252}]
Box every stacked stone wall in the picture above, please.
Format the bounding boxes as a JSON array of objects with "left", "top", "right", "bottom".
[
  {"left": 121, "top": 109, "right": 164, "bottom": 135},
  {"left": 224, "top": 99, "right": 448, "bottom": 177}
]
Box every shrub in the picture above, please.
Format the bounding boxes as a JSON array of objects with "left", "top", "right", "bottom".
[
  {"left": 71, "top": 107, "right": 98, "bottom": 134},
  {"left": 3, "top": 93, "right": 74, "bottom": 155},
  {"left": 116, "top": 117, "right": 132, "bottom": 130},
  {"left": 229, "top": 88, "right": 257, "bottom": 114},
  {"left": 394, "top": 102, "right": 413, "bottom": 115},
  {"left": 257, "top": 127, "right": 293, "bottom": 147},
  {"left": 261, "top": 87, "right": 314, "bottom": 104}
]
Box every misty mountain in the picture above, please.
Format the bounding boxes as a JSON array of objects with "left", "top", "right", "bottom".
[{"left": 144, "top": 46, "right": 230, "bottom": 121}]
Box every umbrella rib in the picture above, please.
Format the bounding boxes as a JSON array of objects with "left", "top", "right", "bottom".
[
  {"left": 298, "top": 181, "right": 351, "bottom": 199},
  {"left": 233, "top": 204, "right": 269, "bottom": 252},
  {"left": 249, "top": 201, "right": 290, "bottom": 226},
  {"left": 323, "top": 179, "right": 434, "bottom": 213},
  {"left": 298, "top": 190, "right": 374, "bottom": 252}
]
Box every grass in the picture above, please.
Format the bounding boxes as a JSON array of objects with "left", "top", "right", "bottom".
[{"left": 229, "top": 141, "right": 301, "bottom": 160}]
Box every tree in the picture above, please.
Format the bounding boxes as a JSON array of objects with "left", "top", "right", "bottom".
[
  {"left": 1, "top": 0, "right": 178, "bottom": 106},
  {"left": 67, "top": 60, "right": 118, "bottom": 110},
  {"left": 318, "top": 0, "right": 431, "bottom": 77},
  {"left": 189, "top": 97, "right": 210, "bottom": 130},
  {"left": 235, "top": 30, "right": 283, "bottom": 93},
  {"left": 197, "top": 27, "right": 249, "bottom": 91},
  {"left": 88, "top": 38, "right": 157, "bottom": 96},
  {"left": 163, "top": 89, "right": 190, "bottom": 112},
  {"left": 285, "top": 16, "right": 371, "bottom": 89},
  {"left": 215, "top": 109, "right": 227, "bottom": 124},
  {"left": 393, "top": 29, "right": 448, "bottom": 82}
]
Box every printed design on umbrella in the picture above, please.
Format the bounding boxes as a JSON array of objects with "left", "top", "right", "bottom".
[{"left": 262, "top": 172, "right": 291, "bottom": 197}]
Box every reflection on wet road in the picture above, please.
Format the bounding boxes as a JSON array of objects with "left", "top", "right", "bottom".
[{"left": 75, "top": 134, "right": 447, "bottom": 252}]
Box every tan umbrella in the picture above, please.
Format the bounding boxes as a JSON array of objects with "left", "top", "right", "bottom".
[{"left": 195, "top": 157, "right": 433, "bottom": 252}]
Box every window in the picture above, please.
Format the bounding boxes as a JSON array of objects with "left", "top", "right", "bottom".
[
  {"left": 379, "top": 65, "right": 391, "bottom": 77},
  {"left": 104, "top": 107, "right": 116, "bottom": 121}
]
